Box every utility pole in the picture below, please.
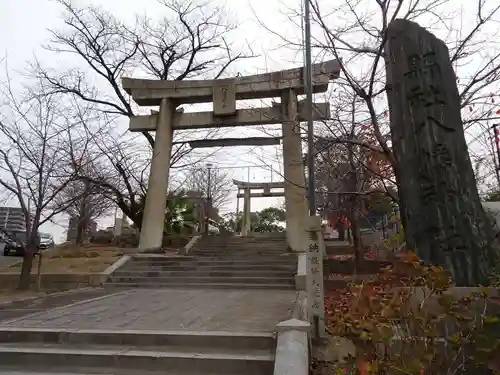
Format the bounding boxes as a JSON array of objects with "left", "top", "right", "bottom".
[
  {"left": 492, "top": 123, "right": 500, "bottom": 189},
  {"left": 205, "top": 163, "right": 213, "bottom": 234},
  {"left": 207, "top": 164, "right": 213, "bottom": 201},
  {"left": 304, "top": 0, "right": 315, "bottom": 216}
]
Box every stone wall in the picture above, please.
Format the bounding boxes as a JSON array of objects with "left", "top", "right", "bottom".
[{"left": 0, "top": 273, "right": 106, "bottom": 291}]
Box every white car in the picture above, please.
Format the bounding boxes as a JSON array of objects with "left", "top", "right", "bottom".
[
  {"left": 204, "top": 218, "right": 220, "bottom": 235},
  {"left": 38, "top": 233, "right": 55, "bottom": 250},
  {"left": 208, "top": 222, "right": 220, "bottom": 235}
]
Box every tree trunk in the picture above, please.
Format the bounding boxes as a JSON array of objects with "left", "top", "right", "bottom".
[
  {"left": 350, "top": 211, "right": 363, "bottom": 271},
  {"left": 18, "top": 244, "right": 36, "bottom": 290},
  {"left": 337, "top": 221, "right": 345, "bottom": 240},
  {"left": 76, "top": 181, "right": 90, "bottom": 245},
  {"left": 18, "top": 215, "right": 40, "bottom": 290},
  {"left": 118, "top": 202, "right": 141, "bottom": 231},
  {"left": 347, "top": 135, "right": 364, "bottom": 272},
  {"left": 381, "top": 215, "right": 387, "bottom": 239},
  {"left": 75, "top": 217, "right": 88, "bottom": 245}
]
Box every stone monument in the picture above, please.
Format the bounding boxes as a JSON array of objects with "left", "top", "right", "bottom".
[{"left": 385, "top": 19, "right": 497, "bottom": 286}]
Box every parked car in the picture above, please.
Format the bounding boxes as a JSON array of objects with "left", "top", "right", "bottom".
[
  {"left": 2, "top": 230, "right": 28, "bottom": 257},
  {"left": 207, "top": 219, "right": 220, "bottom": 235},
  {"left": 2, "top": 231, "right": 49, "bottom": 256},
  {"left": 38, "top": 232, "right": 55, "bottom": 250}
]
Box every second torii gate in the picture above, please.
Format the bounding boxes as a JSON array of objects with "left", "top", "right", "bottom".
[{"left": 233, "top": 179, "right": 285, "bottom": 236}]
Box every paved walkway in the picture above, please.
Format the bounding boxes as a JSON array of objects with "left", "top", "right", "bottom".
[
  {"left": 0, "top": 289, "right": 297, "bottom": 332},
  {"left": 0, "top": 288, "right": 116, "bottom": 323}
]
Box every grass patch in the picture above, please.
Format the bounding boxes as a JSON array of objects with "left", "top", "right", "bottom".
[{"left": 0, "top": 244, "right": 140, "bottom": 274}]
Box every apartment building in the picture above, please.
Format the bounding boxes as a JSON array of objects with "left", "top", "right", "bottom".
[{"left": 0, "top": 207, "right": 25, "bottom": 232}]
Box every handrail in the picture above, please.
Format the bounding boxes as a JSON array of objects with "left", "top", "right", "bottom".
[{"left": 182, "top": 235, "right": 201, "bottom": 255}]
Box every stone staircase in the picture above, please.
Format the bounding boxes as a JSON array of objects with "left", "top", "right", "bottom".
[
  {"left": 107, "top": 235, "right": 297, "bottom": 290},
  {"left": 0, "top": 235, "right": 301, "bottom": 375},
  {"left": 0, "top": 327, "right": 276, "bottom": 375}
]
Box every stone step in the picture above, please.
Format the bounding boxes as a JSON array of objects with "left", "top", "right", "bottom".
[
  {"left": 196, "top": 249, "right": 287, "bottom": 253},
  {"left": 197, "top": 239, "right": 285, "bottom": 242},
  {"left": 0, "top": 345, "right": 274, "bottom": 375},
  {"left": 195, "top": 244, "right": 287, "bottom": 247},
  {"left": 105, "top": 282, "right": 295, "bottom": 290},
  {"left": 0, "top": 370, "right": 237, "bottom": 375},
  {"left": 193, "top": 253, "right": 287, "bottom": 257},
  {"left": 200, "top": 238, "right": 286, "bottom": 242},
  {"left": 128, "top": 258, "right": 296, "bottom": 266},
  {"left": 132, "top": 255, "right": 195, "bottom": 261},
  {"left": 192, "top": 255, "right": 292, "bottom": 260},
  {"left": 210, "top": 242, "right": 285, "bottom": 245},
  {"left": 108, "top": 276, "right": 295, "bottom": 285},
  {"left": 195, "top": 244, "right": 287, "bottom": 248},
  {"left": 0, "top": 328, "right": 275, "bottom": 352},
  {"left": 113, "top": 270, "right": 294, "bottom": 278},
  {"left": 192, "top": 255, "right": 288, "bottom": 259},
  {"left": 132, "top": 254, "right": 293, "bottom": 259},
  {"left": 194, "top": 249, "right": 287, "bottom": 254},
  {"left": 129, "top": 258, "right": 195, "bottom": 264},
  {"left": 122, "top": 264, "right": 297, "bottom": 272},
  {"left": 197, "top": 244, "right": 286, "bottom": 247},
  {"left": 122, "top": 264, "right": 296, "bottom": 272},
  {"left": 194, "top": 246, "right": 286, "bottom": 251},
  {"left": 0, "top": 329, "right": 275, "bottom": 375}
]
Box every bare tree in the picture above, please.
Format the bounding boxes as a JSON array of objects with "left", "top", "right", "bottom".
[
  {"left": 33, "top": 0, "right": 254, "bottom": 228},
  {"left": 0, "top": 76, "right": 90, "bottom": 289},
  {"left": 315, "top": 88, "right": 396, "bottom": 265},
  {"left": 54, "top": 174, "right": 112, "bottom": 245},
  {"left": 256, "top": 0, "right": 500, "bottom": 191},
  {"left": 464, "top": 100, "right": 500, "bottom": 195},
  {"left": 323, "top": 0, "right": 499, "bottom": 180},
  {"left": 182, "top": 167, "right": 233, "bottom": 209},
  {"left": 315, "top": 86, "right": 396, "bottom": 203},
  {"left": 253, "top": 0, "right": 500, "bottom": 280}
]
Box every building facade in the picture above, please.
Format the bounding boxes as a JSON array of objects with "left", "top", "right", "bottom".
[
  {"left": 0, "top": 207, "right": 26, "bottom": 233},
  {"left": 66, "top": 216, "right": 97, "bottom": 242},
  {"left": 185, "top": 190, "right": 220, "bottom": 233}
]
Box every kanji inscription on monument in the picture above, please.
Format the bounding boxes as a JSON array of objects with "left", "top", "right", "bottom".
[
  {"left": 306, "top": 226, "right": 325, "bottom": 335},
  {"left": 385, "top": 19, "right": 497, "bottom": 286}
]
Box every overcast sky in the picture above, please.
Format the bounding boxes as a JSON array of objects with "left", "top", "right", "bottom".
[{"left": 0, "top": 0, "right": 300, "bottom": 242}]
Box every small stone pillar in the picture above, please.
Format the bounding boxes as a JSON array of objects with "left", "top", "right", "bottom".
[
  {"left": 306, "top": 215, "right": 326, "bottom": 338},
  {"left": 274, "top": 319, "right": 311, "bottom": 375},
  {"left": 138, "top": 98, "right": 174, "bottom": 250},
  {"left": 242, "top": 188, "right": 251, "bottom": 236},
  {"left": 281, "top": 89, "right": 308, "bottom": 251},
  {"left": 235, "top": 191, "right": 240, "bottom": 233}
]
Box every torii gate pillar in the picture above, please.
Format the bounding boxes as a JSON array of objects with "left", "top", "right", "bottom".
[
  {"left": 242, "top": 188, "right": 251, "bottom": 236},
  {"left": 138, "top": 99, "right": 174, "bottom": 250},
  {"left": 281, "top": 89, "right": 308, "bottom": 251}
]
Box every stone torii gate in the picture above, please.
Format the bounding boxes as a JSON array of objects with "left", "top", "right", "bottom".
[
  {"left": 122, "top": 60, "right": 340, "bottom": 252},
  {"left": 233, "top": 179, "right": 285, "bottom": 237}
]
